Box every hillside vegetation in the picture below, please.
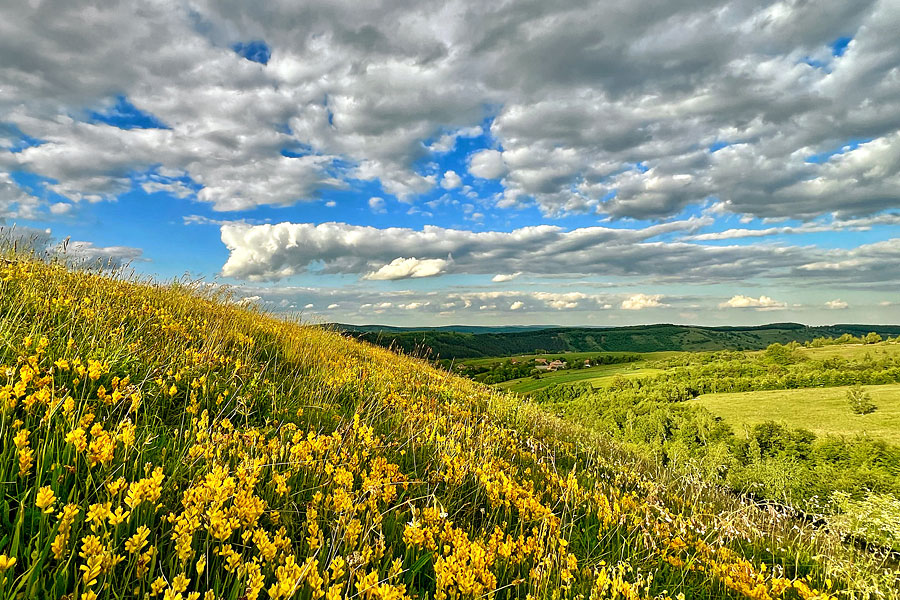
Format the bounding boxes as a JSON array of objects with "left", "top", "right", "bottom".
[
  {"left": 0, "top": 255, "right": 897, "bottom": 599},
  {"left": 349, "top": 324, "right": 900, "bottom": 360},
  {"left": 528, "top": 344, "right": 900, "bottom": 554}
]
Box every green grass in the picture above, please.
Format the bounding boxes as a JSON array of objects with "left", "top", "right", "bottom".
[
  {"left": 458, "top": 350, "right": 670, "bottom": 368},
  {"left": 689, "top": 383, "right": 900, "bottom": 445},
  {"left": 799, "top": 341, "right": 900, "bottom": 361},
  {"left": 498, "top": 364, "right": 666, "bottom": 394}
]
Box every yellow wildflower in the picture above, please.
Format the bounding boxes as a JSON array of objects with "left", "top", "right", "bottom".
[
  {"left": 36, "top": 486, "right": 57, "bottom": 514},
  {"left": 65, "top": 427, "right": 88, "bottom": 453},
  {"left": 125, "top": 525, "right": 151, "bottom": 554},
  {"left": 0, "top": 554, "right": 16, "bottom": 572}
]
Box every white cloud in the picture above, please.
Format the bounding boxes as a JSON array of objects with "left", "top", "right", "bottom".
[
  {"left": 440, "top": 170, "right": 463, "bottom": 190},
  {"left": 825, "top": 299, "right": 848, "bottom": 309},
  {"left": 621, "top": 293, "right": 665, "bottom": 310},
  {"left": 368, "top": 196, "right": 386, "bottom": 213},
  {"left": 720, "top": 295, "right": 787, "bottom": 310},
  {"left": 3, "top": 0, "right": 900, "bottom": 222},
  {"left": 0, "top": 173, "right": 42, "bottom": 219},
  {"left": 327, "top": 303, "right": 339, "bottom": 309},
  {"left": 218, "top": 217, "right": 729, "bottom": 281},
  {"left": 49, "top": 202, "right": 73, "bottom": 215},
  {"left": 363, "top": 257, "right": 449, "bottom": 281},
  {"left": 218, "top": 219, "right": 900, "bottom": 288},
  {"left": 398, "top": 301, "right": 429, "bottom": 310},
  {"left": 427, "top": 126, "right": 483, "bottom": 153},
  {"left": 509, "top": 301, "right": 524, "bottom": 310},
  {"left": 468, "top": 149, "right": 506, "bottom": 180},
  {"left": 492, "top": 272, "right": 522, "bottom": 282}
]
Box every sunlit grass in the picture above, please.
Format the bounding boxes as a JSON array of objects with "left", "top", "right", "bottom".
[
  {"left": 690, "top": 384, "right": 900, "bottom": 446},
  {"left": 0, "top": 252, "right": 896, "bottom": 599}
]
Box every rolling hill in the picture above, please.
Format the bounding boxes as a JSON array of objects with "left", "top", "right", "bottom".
[{"left": 345, "top": 322, "right": 900, "bottom": 359}]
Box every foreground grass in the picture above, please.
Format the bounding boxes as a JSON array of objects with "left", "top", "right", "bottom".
[
  {"left": 690, "top": 384, "right": 900, "bottom": 446},
  {"left": 0, "top": 255, "right": 896, "bottom": 599}
]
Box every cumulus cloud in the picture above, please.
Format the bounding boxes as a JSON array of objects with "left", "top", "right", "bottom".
[
  {"left": 427, "top": 126, "right": 483, "bottom": 154},
  {"left": 720, "top": 295, "right": 787, "bottom": 310},
  {"left": 621, "top": 294, "right": 665, "bottom": 310},
  {"left": 59, "top": 241, "right": 145, "bottom": 267},
  {"left": 491, "top": 272, "right": 522, "bottom": 282},
  {"left": 440, "top": 170, "right": 463, "bottom": 190},
  {"left": 216, "top": 217, "right": 754, "bottom": 281},
  {"left": 3, "top": 0, "right": 900, "bottom": 222},
  {"left": 793, "top": 238, "right": 900, "bottom": 287},
  {"left": 825, "top": 299, "right": 848, "bottom": 309},
  {"left": 363, "top": 257, "right": 449, "bottom": 280},
  {"left": 368, "top": 196, "right": 386, "bottom": 213},
  {"left": 0, "top": 224, "right": 143, "bottom": 267},
  {"left": 468, "top": 149, "right": 506, "bottom": 180},
  {"left": 0, "top": 173, "right": 42, "bottom": 219},
  {"left": 509, "top": 301, "right": 524, "bottom": 310},
  {"left": 218, "top": 219, "right": 900, "bottom": 289}
]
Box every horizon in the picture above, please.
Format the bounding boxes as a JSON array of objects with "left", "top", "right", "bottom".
[
  {"left": 2, "top": 1, "right": 900, "bottom": 327},
  {"left": 329, "top": 321, "right": 900, "bottom": 330}
]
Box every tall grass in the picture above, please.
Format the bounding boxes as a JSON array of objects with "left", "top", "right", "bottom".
[{"left": 0, "top": 252, "right": 896, "bottom": 599}]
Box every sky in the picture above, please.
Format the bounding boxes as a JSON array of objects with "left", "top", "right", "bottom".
[{"left": 2, "top": 0, "right": 900, "bottom": 327}]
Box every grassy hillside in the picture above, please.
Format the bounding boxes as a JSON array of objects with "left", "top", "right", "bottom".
[
  {"left": 690, "top": 384, "right": 900, "bottom": 445},
  {"left": 0, "top": 255, "right": 896, "bottom": 599},
  {"left": 351, "top": 323, "right": 900, "bottom": 360}
]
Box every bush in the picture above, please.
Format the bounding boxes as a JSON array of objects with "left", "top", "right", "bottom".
[
  {"left": 829, "top": 491, "right": 900, "bottom": 552},
  {"left": 846, "top": 384, "right": 876, "bottom": 414}
]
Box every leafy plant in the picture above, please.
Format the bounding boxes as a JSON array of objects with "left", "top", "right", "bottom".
[{"left": 847, "top": 383, "right": 877, "bottom": 414}]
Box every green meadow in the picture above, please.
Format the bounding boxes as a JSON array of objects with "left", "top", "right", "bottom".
[{"left": 690, "top": 383, "right": 900, "bottom": 445}]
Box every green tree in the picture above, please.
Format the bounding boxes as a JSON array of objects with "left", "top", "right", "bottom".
[
  {"left": 866, "top": 332, "right": 883, "bottom": 344},
  {"left": 847, "top": 384, "right": 876, "bottom": 415}
]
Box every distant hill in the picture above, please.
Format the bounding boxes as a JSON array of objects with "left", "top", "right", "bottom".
[
  {"left": 332, "top": 323, "right": 560, "bottom": 334},
  {"left": 340, "top": 322, "right": 900, "bottom": 359}
]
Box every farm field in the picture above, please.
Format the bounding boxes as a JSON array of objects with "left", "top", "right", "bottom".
[
  {"left": 799, "top": 343, "right": 900, "bottom": 361},
  {"left": 689, "top": 383, "right": 900, "bottom": 445},
  {"left": 458, "top": 350, "right": 678, "bottom": 368},
  {"left": 497, "top": 364, "right": 664, "bottom": 394}
]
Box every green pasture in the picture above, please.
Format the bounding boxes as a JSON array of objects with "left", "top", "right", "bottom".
[{"left": 689, "top": 383, "right": 900, "bottom": 445}]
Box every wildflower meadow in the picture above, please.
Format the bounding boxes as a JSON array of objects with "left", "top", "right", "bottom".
[{"left": 0, "top": 253, "right": 896, "bottom": 599}]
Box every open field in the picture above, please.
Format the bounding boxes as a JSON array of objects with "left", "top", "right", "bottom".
[
  {"left": 799, "top": 342, "right": 900, "bottom": 361},
  {"left": 475, "top": 351, "right": 678, "bottom": 394},
  {"left": 689, "top": 383, "right": 900, "bottom": 445},
  {"left": 498, "top": 364, "right": 664, "bottom": 394},
  {"left": 457, "top": 350, "right": 677, "bottom": 368},
  {"left": 496, "top": 363, "right": 662, "bottom": 394}
]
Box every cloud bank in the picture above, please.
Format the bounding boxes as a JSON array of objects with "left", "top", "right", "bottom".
[{"left": 2, "top": 1, "right": 899, "bottom": 220}]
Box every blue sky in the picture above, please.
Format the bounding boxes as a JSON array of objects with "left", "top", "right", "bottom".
[{"left": 2, "top": 1, "right": 900, "bottom": 326}]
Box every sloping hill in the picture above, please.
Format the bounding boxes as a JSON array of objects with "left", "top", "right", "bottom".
[
  {"left": 0, "top": 255, "right": 893, "bottom": 598},
  {"left": 350, "top": 323, "right": 900, "bottom": 359}
]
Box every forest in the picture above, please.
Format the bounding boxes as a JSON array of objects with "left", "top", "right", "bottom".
[{"left": 346, "top": 322, "right": 900, "bottom": 359}]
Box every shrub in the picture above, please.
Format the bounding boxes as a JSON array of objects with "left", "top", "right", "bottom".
[{"left": 846, "top": 384, "right": 877, "bottom": 414}]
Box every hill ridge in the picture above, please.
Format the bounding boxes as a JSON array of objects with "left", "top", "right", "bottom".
[{"left": 341, "top": 322, "right": 900, "bottom": 359}]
